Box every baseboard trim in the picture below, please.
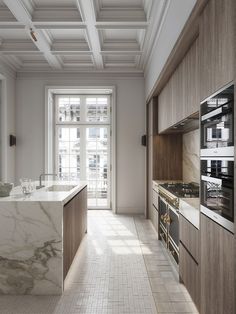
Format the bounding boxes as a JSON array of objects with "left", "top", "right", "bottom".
[{"left": 116, "top": 207, "right": 145, "bottom": 215}]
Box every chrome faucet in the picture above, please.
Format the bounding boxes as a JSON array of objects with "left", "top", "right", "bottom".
[{"left": 36, "top": 173, "right": 58, "bottom": 189}]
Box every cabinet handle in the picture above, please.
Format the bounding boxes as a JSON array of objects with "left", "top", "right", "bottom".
[{"left": 165, "top": 214, "right": 172, "bottom": 225}]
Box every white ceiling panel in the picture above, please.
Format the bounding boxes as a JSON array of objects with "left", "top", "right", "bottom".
[
  {"left": 94, "top": 0, "right": 147, "bottom": 22},
  {"left": 0, "top": 0, "right": 167, "bottom": 73},
  {"left": 100, "top": 0, "right": 143, "bottom": 8},
  {"left": 102, "top": 29, "right": 138, "bottom": 41},
  {"left": 0, "top": 0, "right": 6, "bottom": 7},
  {"left": 0, "top": 0, "right": 17, "bottom": 21},
  {"left": 103, "top": 54, "right": 138, "bottom": 68},
  {"left": 0, "top": 29, "right": 29, "bottom": 40},
  {"left": 31, "top": 0, "right": 77, "bottom": 8},
  {"left": 18, "top": 53, "right": 45, "bottom": 62},
  {"left": 60, "top": 54, "right": 94, "bottom": 67},
  {"left": 47, "top": 29, "right": 86, "bottom": 41}
]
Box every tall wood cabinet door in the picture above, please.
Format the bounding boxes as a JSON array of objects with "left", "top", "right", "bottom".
[
  {"left": 172, "top": 62, "right": 184, "bottom": 124},
  {"left": 200, "top": 0, "right": 234, "bottom": 101},
  {"left": 200, "top": 214, "right": 235, "bottom": 314},
  {"left": 158, "top": 79, "right": 173, "bottom": 133},
  {"left": 185, "top": 38, "right": 200, "bottom": 116}
]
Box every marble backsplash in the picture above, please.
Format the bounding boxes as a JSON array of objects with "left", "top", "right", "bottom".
[{"left": 183, "top": 129, "right": 200, "bottom": 183}]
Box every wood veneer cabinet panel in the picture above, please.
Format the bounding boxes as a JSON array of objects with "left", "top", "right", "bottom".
[
  {"left": 200, "top": 214, "right": 235, "bottom": 314},
  {"left": 158, "top": 79, "right": 173, "bottom": 133},
  {"left": 179, "top": 215, "right": 199, "bottom": 262},
  {"left": 172, "top": 62, "right": 184, "bottom": 124},
  {"left": 184, "top": 38, "right": 200, "bottom": 115},
  {"left": 63, "top": 187, "right": 87, "bottom": 280},
  {"left": 158, "top": 36, "right": 200, "bottom": 133},
  {"left": 153, "top": 134, "right": 182, "bottom": 180},
  {"left": 179, "top": 243, "right": 200, "bottom": 310},
  {"left": 200, "top": 0, "right": 234, "bottom": 100}
]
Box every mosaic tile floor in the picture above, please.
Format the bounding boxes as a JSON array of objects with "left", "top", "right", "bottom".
[{"left": 0, "top": 210, "right": 198, "bottom": 314}]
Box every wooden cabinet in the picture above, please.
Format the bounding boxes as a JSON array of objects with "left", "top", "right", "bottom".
[
  {"left": 179, "top": 243, "right": 200, "bottom": 310},
  {"left": 158, "top": 37, "right": 200, "bottom": 133},
  {"left": 147, "top": 98, "right": 158, "bottom": 218},
  {"left": 199, "top": 0, "right": 234, "bottom": 100},
  {"left": 200, "top": 214, "right": 235, "bottom": 314},
  {"left": 63, "top": 186, "right": 87, "bottom": 279},
  {"left": 158, "top": 78, "right": 173, "bottom": 132},
  {"left": 149, "top": 186, "right": 159, "bottom": 234},
  {"left": 149, "top": 204, "right": 158, "bottom": 233},
  {"left": 184, "top": 38, "right": 200, "bottom": 116},
  {"left": 179, "top": 215, "right": 200, "bottom": 310},
  {"left": 172, "top": 61, "right": 184, "bottom": 124},
  {"left": 179, "top": 214, "right": 199, "bottom": 262}
]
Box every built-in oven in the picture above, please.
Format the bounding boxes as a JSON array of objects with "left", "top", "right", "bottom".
[
  {"left": 158, "top": 192, "right": 179, "bottom": 264},
  {"left": 200, "top": 84, "right": 234, "bottom": 156},
  {"left": 200, "top": 157, "right": 234, "bottom": 233}
]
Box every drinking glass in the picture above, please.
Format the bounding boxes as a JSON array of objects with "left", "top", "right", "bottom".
[{"left": 20, "top": 178, "right": 33, "bottom": 195}]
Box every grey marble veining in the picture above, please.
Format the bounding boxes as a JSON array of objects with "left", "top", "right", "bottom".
[
  {"left": 0, "top": 181, "right": 87, "bottom": 295},
  {"left": 183, "top": 129, "right": 200, "bottom": 183}
]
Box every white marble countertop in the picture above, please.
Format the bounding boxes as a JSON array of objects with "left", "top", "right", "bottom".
[
  {"left": 0, "top": 180, "right": 87, "bottom": 205},
  {"left": 179, "top": 198, "right": 200, "bottom": 229},
  {"left": 0, "top": 180, "right": 88, "bottom": 295}
]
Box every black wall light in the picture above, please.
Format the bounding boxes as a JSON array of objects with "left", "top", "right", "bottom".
[
  {"left": 9, "top": 135, "right": 16, "bottom": 146},
  {"left": 141, "top": 135, "right": 146, "bottom": 146}
]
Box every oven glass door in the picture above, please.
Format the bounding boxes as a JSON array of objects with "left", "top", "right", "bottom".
[
  {"left": 168, "top": 207, "right": 179, "bottom": 249},
  {"left": 201, "top": 110, "right": 233, "bottom": 150},
  {"left": 201, "top": 84, "right": 234, "bottom": 150},
  {"left": 201, "top": 159, "right": 234, "bottom": 222},
  {"left": 159, "top": 196, "right": 168, "bottom": 231}
]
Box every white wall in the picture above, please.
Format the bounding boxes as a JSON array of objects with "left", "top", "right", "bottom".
[
  {"left": 0, "top": 62, "right": 16, "bottom": 183},
  {"left": 144, "top": 0, "right": 197, "bottom": 100},
  {"left": 16, "top": 73, "right": 145, "bottom": 214}
]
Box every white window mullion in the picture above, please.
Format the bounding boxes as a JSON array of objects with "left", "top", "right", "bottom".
[
  {"left": 54, "top": 94, "right": 111, "bottom": 209},
  {"left": 80, "top": 126, "right": 87, "bottom": 181}
]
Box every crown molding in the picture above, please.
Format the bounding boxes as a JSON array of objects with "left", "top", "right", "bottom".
[
  {"left": 16, "top": 70, "right": 144, "bottom": 80},
  {"left": 0, "top": 57, "right": 17, "bottom": 78}
]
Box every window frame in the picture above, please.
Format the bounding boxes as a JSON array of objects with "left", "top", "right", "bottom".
[
  {"left": 54, "top": 94, "right": 111, "bottom": 209},
  {"left": 45, "top": 86, "right": 116, "bottom": 213}
]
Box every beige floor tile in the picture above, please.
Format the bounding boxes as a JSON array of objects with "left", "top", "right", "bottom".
[{"left": 0, "top": 211, "right": 199, "bottom": 314}]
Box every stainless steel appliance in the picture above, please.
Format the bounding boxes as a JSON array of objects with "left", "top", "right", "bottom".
[
  {"left": 158, "top": 183, "right": 199, "bottom": 264},
  {"left": 200, "top": 157, "right": 234, "bottom": 233},
  {"left": 200, "top": 84, "right": 234, "bottom": 156}
]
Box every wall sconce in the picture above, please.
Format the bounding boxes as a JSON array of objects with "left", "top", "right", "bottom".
[
  {"left": 9, "top": 135, "right": 16, "bottom": 146},
  {"left": 141, "top": 135, "right": 146, "bottom": 146}
]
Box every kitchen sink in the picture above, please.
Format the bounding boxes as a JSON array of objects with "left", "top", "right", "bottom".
[{"left": 46, "top": 185, "right": 76, "bottom": 192}]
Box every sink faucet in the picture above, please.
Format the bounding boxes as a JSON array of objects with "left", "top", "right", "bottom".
[{"left": 36, "top": 173, "right": 58, "bottom": 189}]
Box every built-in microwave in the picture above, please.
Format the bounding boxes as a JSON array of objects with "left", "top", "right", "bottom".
[
  {"left": 200, "top": 157, "right": 234, "bottom": 233},
  {"left": 200, "top": 84, "right": 234, "bottom": 156}
]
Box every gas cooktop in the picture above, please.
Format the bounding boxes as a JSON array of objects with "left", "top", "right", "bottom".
[{"left": 159, "top": 182, "right": 199, "bottom": 198}]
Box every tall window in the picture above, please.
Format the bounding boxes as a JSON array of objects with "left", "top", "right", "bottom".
[{"left": 55, "top": 95, "right": 111, "bottom": 209}]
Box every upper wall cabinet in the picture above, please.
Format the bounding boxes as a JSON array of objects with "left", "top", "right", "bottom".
[
  {"left": 158, "top": 38, "right": 200, "bottom": 133},
  {"left": 199, "top": 0, "right": 234, "bottom": 101},
  {"left": 158, "top": 78, "right": 173, "bottom": 133},
  {"left": 184, "top": 38, "right": 200, "bottom": 116}
]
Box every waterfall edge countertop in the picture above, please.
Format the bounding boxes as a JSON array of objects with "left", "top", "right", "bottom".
[
  {"left": 0, "top": 181, "right": 87, "bottom": 295},
  {"left": 179, "top": 198, "right": 200, "bottom": 229},
  {"left": 0, "top": 180, "right": 87, "bottom": 205}
]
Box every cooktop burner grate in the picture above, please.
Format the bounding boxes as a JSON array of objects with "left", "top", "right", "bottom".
[{"left": 160, "top": 182, "right": 199, "bottom": 198}]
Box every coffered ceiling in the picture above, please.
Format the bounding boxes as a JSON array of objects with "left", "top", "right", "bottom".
[{"left": 0, "top": 0, "right": 168, "bottom": 73}]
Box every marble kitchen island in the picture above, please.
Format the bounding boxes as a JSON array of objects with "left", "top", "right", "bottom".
[{"left": 0, "top": 181, "right": 87, "bottom": 295}]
